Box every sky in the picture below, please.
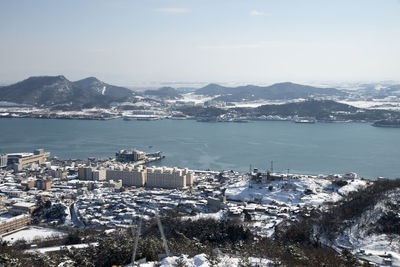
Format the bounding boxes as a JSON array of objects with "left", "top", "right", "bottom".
[{"left": 1, "top": 0, "right": 400, "bottom": 87}]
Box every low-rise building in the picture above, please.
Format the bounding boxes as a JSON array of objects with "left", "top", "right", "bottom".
[
  {"left": 9, "top": 202, "right": 36, "bottom": 215},
  {"left": 0, "top": 214, "right": 31, "bottom": 235}
]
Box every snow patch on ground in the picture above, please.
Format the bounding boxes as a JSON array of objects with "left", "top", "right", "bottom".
[
  {"left": 181, "top": 211, "right": 225, "bottom": 221},
  {"left": 2, "top": 226, "right": 67, "bottom": 244},
  {"left": 158, "top": 253, "right": 273, "bottom": 267}
]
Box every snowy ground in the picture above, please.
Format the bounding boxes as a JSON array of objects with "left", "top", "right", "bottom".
[
  {"left": 181, "top": 211, "right": 225, "bottom": 221},
  {"left": 25, "top": 242, "right": 98, "bottom": 254},
  {"left": 225, "top": 177, "right": 367, "bottom": 207},
  {"left": 174, "top": 93, "right": 215, "bottom": 105},
  {"left": 225, "top": 177, "right": 367, "bottom": 237},
  {"left": 156, "top": 253, "right": 272, "bottom": 267},
  {"left": 339, "top": 100, "right": 400, "bottom": 110},
  {"left": 333, "top": 189, "right": 400, "bottom": 266},
  {"left": 63, "top": 204, "right": 74, "bottom": 226},
  {"left": 2, "top": 226, "right": 67, "bottom": 244}
]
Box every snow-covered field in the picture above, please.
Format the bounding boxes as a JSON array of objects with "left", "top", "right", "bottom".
[
  {"left": 339, "top": 100, "right": 400, "bottom": 110},
  {"left": 224, "top": 177, "right": 367, "bottom": 238},
  {"left": 2, "top": 226, "right": 67, "bottom": 244},
  {"left": 175, "top": 93, "right": 215, "bottom": 105},
  {"left": 225, "top": 177, "right": 367, "bottom": 207}
]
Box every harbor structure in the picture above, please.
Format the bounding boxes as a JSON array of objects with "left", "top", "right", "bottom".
[{"left": 116, "top": 149, "right": 146, "bottom": 162}]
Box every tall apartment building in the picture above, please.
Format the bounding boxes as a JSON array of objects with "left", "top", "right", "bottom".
[
  {"left": 78, "top": 166, "right": 106, "bottom": 181},
  {"left": 106, "top": 165, "right": 146, "bottom": 187},
  {"left": 36, "top": 179, "right": 52, "bottom": 191},
  {"left": 0, "top": 154, "right": 7, "bottom": 168},
  {"left": 78, "top": 164, "right": 193, "bottom": 189},
  {"left": 146, "top": 167, "right": 192, "bottom": 189}
]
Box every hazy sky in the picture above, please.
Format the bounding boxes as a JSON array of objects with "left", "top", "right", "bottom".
[{"left": 1, "top": 0, "right": 400, "bottom": 86}]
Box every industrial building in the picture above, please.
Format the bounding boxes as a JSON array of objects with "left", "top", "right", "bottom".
[{"left": 7, "top": 149, "right": 50, "bottom": 171}]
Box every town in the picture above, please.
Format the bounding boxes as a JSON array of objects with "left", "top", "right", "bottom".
[{"left": 1, "top": 148, "right": 398, "bottom": 265}]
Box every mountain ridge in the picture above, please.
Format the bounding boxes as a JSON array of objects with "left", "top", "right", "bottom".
[
  {"left": 0, "top": 75, "right": 134, "bottom": 108},
  {"left": 195, "top": 82, "right": 347, "bottom": 101}
]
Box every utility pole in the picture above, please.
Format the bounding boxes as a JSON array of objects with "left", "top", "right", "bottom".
[
  {"left": 131, "top": 201, "right": 170, "bottom": 266},
  {"left": 270, "top": 161, "right": 273, "bottom": 173}
]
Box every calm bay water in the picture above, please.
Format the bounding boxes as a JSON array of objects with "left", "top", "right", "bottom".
[{"left": 0, "top": 118, "right": 399, "bottom": 178}]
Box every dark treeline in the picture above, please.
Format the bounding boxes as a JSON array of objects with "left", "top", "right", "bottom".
[{"left": 276, "top": 178, "right": 400, "bottom": 245}]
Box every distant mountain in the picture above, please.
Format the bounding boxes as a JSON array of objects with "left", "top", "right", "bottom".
[
  {"left": 196, "top": 82, "right": 347, "bottom": 101},
  {"left": 73, "top": 77, "right": 133, "bottom": 100},
  {"left": 144, "top": 87, "right": 182, "bottom": 99},
  {"left": 0, "top": 75, "right": 121, "bottom": 108},
  {"left": 256, "top": 99, "right": 358, "bottom": 119}
]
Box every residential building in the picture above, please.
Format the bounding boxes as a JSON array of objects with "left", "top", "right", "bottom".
[
  {"left": 146, "top": 167, "right": 191, "bottom": 189},
  {"left": 36, "top": 179, "right": 51, "bottom": 191},
  {"left": 0, "top": 154, "right": 7, "bottom": 168},
  {"left": 0, "top": 214, "right": 31, "bottom": 235},
  {"left": 106, "top": 166, "right": 146, "bottom": 187},
  {"left": 9, "top": 202, "right": 36, "bottom": 215}
]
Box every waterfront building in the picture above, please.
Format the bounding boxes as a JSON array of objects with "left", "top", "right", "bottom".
[
  {"left": 116, "top": 149, "right": 146, "bottom": 162},
  {"left": 7, "top": 149, "right": 50, "bottom": 171}
]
